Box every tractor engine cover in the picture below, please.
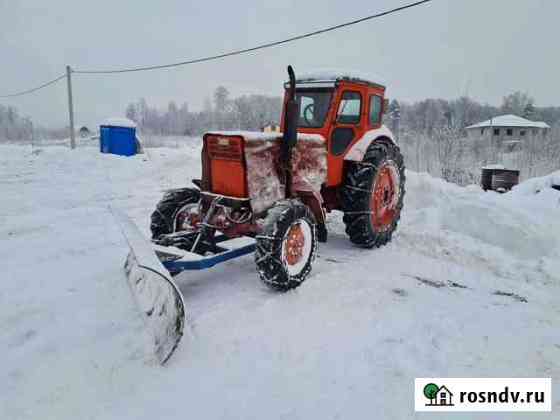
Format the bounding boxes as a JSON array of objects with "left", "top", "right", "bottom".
[{"left": 204, "top": 132, "right": 327, "bottom": 214}]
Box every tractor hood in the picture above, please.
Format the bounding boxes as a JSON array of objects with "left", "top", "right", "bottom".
[{"left": 205, "top": 131, "right": 327, "bottom": 213}]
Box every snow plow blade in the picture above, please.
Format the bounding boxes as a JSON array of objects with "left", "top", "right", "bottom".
[{"left": 112, "top": 208, "right": 185, "bottom": 365}]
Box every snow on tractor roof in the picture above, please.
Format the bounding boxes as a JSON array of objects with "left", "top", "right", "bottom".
[
  {"left": 101, "top": 117, "right": 137, "bottom": 128},
  {"left": 294, "top": 69, "right": 386, "bottom": 88}
]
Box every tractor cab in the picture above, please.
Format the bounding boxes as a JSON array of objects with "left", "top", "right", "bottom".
[{"left": 282, "top": 71, "right": 389, "bottom": 186}]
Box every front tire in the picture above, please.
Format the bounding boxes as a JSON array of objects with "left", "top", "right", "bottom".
[
  {"left": 341, "top": 141, "right": 405, "bottom": 248},
  {"left": 150, "top": 188, "right": 200, "bottom": 239},
  {"left": 255, "top": 200, "right": 317, "bottom": 291}
]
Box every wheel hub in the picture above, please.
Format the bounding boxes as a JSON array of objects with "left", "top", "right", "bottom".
[
  {"left": 371, "top": 162, "right": 399, "bottom": 231},
  {"left": 283, "top": 223, "right": 306, "bottom": 266},
  {"left": 175, "top": 204, "right": 200, "bottom": 232}
]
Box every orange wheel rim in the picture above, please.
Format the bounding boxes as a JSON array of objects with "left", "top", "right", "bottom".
[
  {"left": 283, "top": 223, "right": 306, "bottom": 266},
  {"left": 371, "top": 163, "right": 399, "bottom": 231}
]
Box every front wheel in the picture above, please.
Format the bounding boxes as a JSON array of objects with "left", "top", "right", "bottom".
[
  {"left": 341, "top": 141, "right": 405, "bottom": 248},
  {"left": 255, "top": 200, "right": 317, "bottom": 291},
  {"left": 150, "top": 188, "right": 200, "bottom": 239}
]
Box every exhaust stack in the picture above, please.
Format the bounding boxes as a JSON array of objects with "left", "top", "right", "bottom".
[{"left": 281, "top": 65, "right": 299, "bottom": 198}]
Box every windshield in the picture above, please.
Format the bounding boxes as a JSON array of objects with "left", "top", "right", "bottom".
[{"left": 295, "top": 90, "right": 333, "bottom": 128}]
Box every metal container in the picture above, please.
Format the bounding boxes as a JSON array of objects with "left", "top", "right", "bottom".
[
  {"left": 491, "top": 169, "right": 520, "bottom": 192},
  {"left": 480, "top": 168, "right": 494, "bottom": 191},
  {"left": 481, "top": 168, "right": 520, "bottom": 192}
]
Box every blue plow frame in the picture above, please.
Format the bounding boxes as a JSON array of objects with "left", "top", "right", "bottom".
[{"left": 162, "top": 242, "right": 256, "bottom": 272}]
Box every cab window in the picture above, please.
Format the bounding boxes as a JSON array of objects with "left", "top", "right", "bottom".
[
  {"left": 336, "top": 91, "right": 361, "bottom": 125},
  {"left": 369, "top": 95, "right": 383, "bottom": 126},
  {"left": 296, "top": 90, "right": 333, "bottom": 128}
]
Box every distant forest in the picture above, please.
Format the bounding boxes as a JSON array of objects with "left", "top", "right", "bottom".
[
  {"left": 124, "top": 87, "right": 281, "bottom": 136},
  {"left": 1, "top": 88, "right": 559, "bottom": 141},
  {"left": 122, "top": 88, "right": 560, "bottom": 137}
]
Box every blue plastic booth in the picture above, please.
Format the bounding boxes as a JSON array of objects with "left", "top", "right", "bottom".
[{"left": 99, "top": 118, "right": 137, "bottom": 156}]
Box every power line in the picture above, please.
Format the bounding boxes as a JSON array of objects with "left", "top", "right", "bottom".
[
  {"left": 0, "top": 74, "right": 66, "bottom": 98},
  {"left": 0, "top": 0, "right": 432, "bottom": 97},
  {"left": 74, "top": 0, "right": 432, "bottom": 74}
]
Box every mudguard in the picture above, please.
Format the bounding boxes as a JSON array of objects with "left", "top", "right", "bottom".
[
  {"left": 344, "top": 125, "right": 396, "bottom": 161},
  {"left": 112, "top": 208, "right": 185, "bottom": 365}
]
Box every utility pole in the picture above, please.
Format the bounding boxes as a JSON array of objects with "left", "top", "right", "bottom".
[
  {"left": 29, "top": 119, "right": 34, "bottom": 145},
  {"left": 27, "top": 118, "right": 35, "bottom": 155},
  {"left": 66, "top": 65, "right": 76, "bottom": 149}
]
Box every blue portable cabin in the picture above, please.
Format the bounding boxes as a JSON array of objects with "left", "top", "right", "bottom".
[{"left": 99, "top": 118, "right": 138, "bottom": 156}]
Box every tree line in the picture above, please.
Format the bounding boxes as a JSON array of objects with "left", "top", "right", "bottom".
[
  {"left": 125, "top": 86, "right": 282, "bottom": 136},
  {"left": 393, "top": 91, "right": 559, "bottom": 136},
  {"left": 124, "top": 88, "right": 560, "bottom": 137},
  {"left": 0, "top": 104, "right": 34, "bottom": 141},
  {"left": 393, "top": 92, "right": 560, "bottom": 184},
  {"left": 1, "top": 89, "right": 559, "bottom": 142}
]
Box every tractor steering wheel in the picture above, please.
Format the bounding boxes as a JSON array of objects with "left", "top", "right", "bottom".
[{"left": 303, "top": 103, "right": 315, "bottom": 126}]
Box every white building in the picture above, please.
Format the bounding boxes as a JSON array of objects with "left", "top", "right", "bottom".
[{"left": 465, "top": 114, "right": 550, "bottom": 150}]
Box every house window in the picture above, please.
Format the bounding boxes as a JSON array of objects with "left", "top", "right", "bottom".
[
  {"left": 480, "top": 128, "right": 485, "bottom": 135},
  {"left": 506, "top": 128, "right": 513, "bottom": 136},
  {"left": 520, "top": 130, "right": 526, "bottom": 136},
  {"left": 336, "top": 91, "right": 362, "bottom": 125},
  {"left": 369, "top": 95, "right": 382, "bottom": 126},
  {"left": 493, "top": 128, "right": 500, "bottom": 136}
]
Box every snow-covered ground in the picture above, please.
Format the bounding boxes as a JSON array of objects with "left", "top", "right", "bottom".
[{"left": 1, "top": 144, "right": 559, "bottom": 420}]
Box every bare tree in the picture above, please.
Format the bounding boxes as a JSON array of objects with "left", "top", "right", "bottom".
[{"left": 501, "top": 91, "right": 534, "bottom": 116}]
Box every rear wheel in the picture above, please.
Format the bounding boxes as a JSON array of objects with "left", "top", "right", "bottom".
[
  {"left": 341, "top": 141, "right": 405, "bottom": 248},
  {"left": 150, "top": 188, "right": 200, "bottom": 239},
  {"left": 255, "top": 200, "right": 317, "bottom": 291}
]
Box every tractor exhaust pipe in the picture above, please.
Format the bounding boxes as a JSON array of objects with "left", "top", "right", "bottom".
[{"left": 282, "top": 65, "right": 299, "bottom": 198}]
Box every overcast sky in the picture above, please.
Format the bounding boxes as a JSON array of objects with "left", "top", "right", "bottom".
[{"left": 1, "top": 0, "right": 558, "bottom": 128}]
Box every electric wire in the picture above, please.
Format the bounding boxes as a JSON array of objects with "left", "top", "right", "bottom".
[
  {"left": 0, "top": 1, "right": 432, "bottom": 98},
  {"left": 74, "top": 0, "right": 432, "bottom": 74},
  {"left": 0, "top": 74, "right": 66, "bottom": 98}
]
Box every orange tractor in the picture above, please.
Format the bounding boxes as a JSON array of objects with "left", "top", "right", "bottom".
[{"left": 118, "top": 66, "right": 405, "bottom": 363}]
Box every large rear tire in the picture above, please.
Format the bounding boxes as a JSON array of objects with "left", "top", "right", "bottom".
[
  {"left": 341, "top": 141, "right": 405, "bottom": 248},
  {"left": 255, "top": 200, "right": 317, "bottom": 291},
  {"left": 150, "top": 188, "right": 200, "bottom": 239}
]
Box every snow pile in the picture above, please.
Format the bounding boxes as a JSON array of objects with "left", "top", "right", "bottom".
[
  {"left": 206, "top": 130, "right": 325, "bottom": 143},
  {"left": 511, "top": 170, "right": 560, "bottom": 196},
  {"left": 402, "top": 170, "right": 560, "bottom": 273},
  {"left": 1, "top": 144, "right": 559, "bottom": 419},
  {"left": 481, "top": 163, "right": 505, "bottom": 169}
]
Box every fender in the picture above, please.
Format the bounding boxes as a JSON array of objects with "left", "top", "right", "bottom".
[
  {"left": 344, "top": 125, "right": 396, "bottom": 162},
  {"left": 293, "top": 178, "right": 326, "bottom": 226}
]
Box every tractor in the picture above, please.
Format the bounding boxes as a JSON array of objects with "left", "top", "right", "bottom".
[{"left": 117, "top": 66, "right": 405, "bottom": 363}]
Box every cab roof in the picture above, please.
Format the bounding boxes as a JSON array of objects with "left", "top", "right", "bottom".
[{"left": 286, "top": 69, "right": 386, "bottom": 89}]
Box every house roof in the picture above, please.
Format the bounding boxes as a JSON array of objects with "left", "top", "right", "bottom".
[{"left": 466, "top": 114, "right": 550, "bottom": 129}]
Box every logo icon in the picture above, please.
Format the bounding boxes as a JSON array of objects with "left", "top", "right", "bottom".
[{"left": 423, "top": 383, "right": 454, "bottom": 407}]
